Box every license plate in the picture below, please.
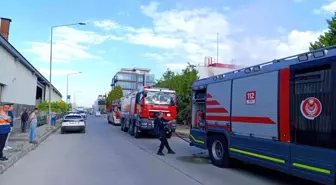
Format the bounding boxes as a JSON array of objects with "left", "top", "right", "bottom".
[{"left": 70, "top": 122, "right": 78, "bottom": 124}]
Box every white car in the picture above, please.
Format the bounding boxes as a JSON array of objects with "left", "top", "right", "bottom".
[
  {"left": 95, "top": 111, "right": 101, "bottom": 117},
  {"left": 78, "top": 111, "right": 87, "bottom": 120},
  {"left": 61, "top": 113, "right": 86, "bottom": 134}
]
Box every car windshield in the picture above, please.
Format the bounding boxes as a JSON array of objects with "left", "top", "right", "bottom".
[
  {"left": 65, "top": 115, "right": 82, "bottom": 119},
  {"left": 144, "top": 91, "right": 176, "bottom": 106}
]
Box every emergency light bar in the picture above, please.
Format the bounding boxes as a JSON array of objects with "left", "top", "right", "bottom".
[
  {"left": 244, "top": 68, "right": 251, "bottom": 74},
  {"left": 253, "top": 66, "right": 260, "bottom": 72},
  {"left": 298, "top": 54, "right": 308, "bottom": 61},
  {"left": 194, "top": 45, "right": 336, "bottom": 88},
  {"left": 313, "top": 50, "right": 325, "bottom": 58}
]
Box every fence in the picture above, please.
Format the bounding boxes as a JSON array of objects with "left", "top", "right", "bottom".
[{"left": 12, "top": 112, "right": 65, "bottom": 132}]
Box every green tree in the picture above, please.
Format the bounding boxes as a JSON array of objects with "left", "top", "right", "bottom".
[
  {"left": 309, "top": 13, "right": 336, "bottom": 50},
  {"left": 111, "top": 85, "right": 123, "bottom": 101},
  {"left": 38, "top": 101, "right": 70, "bottom": 113},
  {"left": 106, "top": 85, "right": 124, "bottom": 107},
  {"left": 155, "top": 63, "right": 199, "bottom": 124},
  {"left": 106, "top": 90, "right": 113, "bottom": 107}
]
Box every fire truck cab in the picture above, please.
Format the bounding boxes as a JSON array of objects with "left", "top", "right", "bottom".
[
  {"left": 107, "top": 100, "right": 121, "bottom": 125},
  {"left": 120, "top": 86, "right": 177, "bottom": 138},
  {"left": 190, "top": 46, "right": 336, "bottom": 185}
]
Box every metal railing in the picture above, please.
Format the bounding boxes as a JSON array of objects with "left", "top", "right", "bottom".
[{"left": 36, "top": 113, "right": 65, "bottom": 126}]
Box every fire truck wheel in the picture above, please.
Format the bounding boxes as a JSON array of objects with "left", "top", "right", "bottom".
[{"left": 208, "top": 135, "right": 230, "bottom": 168}]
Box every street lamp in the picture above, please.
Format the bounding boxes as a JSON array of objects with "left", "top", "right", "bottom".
[
  {"left": 48, "top": 22, "right": 86, "bottom": 127},
  {"left": 66, "top": 72, "right": 82, "bottom": 104}
]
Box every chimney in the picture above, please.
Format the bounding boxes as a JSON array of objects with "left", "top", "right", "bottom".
[{"left": 0, "top": 18, "right": 11, "bottom": 40}]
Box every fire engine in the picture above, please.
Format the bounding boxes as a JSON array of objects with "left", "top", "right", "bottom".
[
  {"left": 190, "top": 46, "right": 336, "bottom": 185},
  {"left": 107, "top": 100, "right": 121, "bottom": 125},
  {"left": 120, "top": 86, "right": 177, "bottom": 138}
]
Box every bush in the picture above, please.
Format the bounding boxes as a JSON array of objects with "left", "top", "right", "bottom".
[{"left": 38, "top": 100, "right": 70, "bottom": 113}]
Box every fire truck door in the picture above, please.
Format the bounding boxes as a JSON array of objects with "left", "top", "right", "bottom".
[
  {"left": 289, "top": 59, "right": 336, "bottom": 181},
  {"left": 190, "top": 90, "right": 207, "bottom": 149}
]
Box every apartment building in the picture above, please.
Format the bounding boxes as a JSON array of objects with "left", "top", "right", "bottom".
[{"left": 111, "top": 68, "right": 155, "bottom": 96}]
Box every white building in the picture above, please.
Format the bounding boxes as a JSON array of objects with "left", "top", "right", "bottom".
[{"left": 0, "top": 17, "right": 62, "bottom": 109}]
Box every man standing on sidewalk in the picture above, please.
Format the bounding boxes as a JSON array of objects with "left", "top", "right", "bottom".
[
  {"left": 51, "top": 111, "right": 56, "bottom": 126},
  {"left": 28, "top": 108, "right": 38, "bottom": 144},
  {"left": 0, "top": 103, "right": 12, "bottom": 161},
  {"left": 21, "top": 108, "right": 28, "bottom": 133},
  {"left": 4, "top": 104, "right": 16, "bottom": 150}
]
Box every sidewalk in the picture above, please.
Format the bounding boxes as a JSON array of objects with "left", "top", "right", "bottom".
[{"left": 0, "top": 119, "right": 62, "bottom": 174}]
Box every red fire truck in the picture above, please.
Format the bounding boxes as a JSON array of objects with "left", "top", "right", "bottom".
[
  {"left": 120, "top": 86, "right": 177, "bottom": 138},
  {"left": 189, "top": 46, "right": 336, "bottom": 185},
  {"left": 107, "top": 100, "right": 121, "bottom": 125}
]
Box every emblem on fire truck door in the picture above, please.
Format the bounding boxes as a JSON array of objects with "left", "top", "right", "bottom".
[{"left": 300, "top": 97, "right": 322, "bottom": 120}]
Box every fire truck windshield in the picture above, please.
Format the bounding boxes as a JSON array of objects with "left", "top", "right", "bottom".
[{"left": 144, "top": 91, "right": 176, "bottom": 106}]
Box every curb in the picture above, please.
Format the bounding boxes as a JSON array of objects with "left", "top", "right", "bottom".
[{"left": 0, "top": 125, "right": 61, "bottom": 174}]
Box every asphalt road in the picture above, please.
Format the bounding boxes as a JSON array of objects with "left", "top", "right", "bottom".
[{"left": 0, "top": 115, "right": 318, "bottom": 185}]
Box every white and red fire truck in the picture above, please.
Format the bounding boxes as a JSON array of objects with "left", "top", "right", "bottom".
[
  {"left": 107, "top": 100, "right": 121, "bottom": 125},
  {"left": 190, "top": 46, "right": 336, "bottom": 184},
  {"left": 120, "top": 86, "right": 177, "bottom": 138}
]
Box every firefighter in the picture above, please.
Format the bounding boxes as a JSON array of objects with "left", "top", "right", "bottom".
[{"left": 154, "top": 111, "right": 176, "bottom": 156}]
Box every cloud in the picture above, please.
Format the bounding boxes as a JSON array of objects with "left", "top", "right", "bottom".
[
  {"left": 313, "top": 0, "right": 336, "bottom": 14},
  {"left": 93, "top": 20, "right": 120, "bottom": 30},
  {"left": 126, "top": 28, "right": 182, "bottom": 49},
  {"left": 24, "top": 27, "right": 119, "bottom": 63},
  {"left": 143, "top": 53, "right": 164, "bottom": 60},
  {"left": 138, "top": 2, "right": 323, "bottom": 69},
  {"left": 92, "top": 1, "right": 324, "bottom": 72}
]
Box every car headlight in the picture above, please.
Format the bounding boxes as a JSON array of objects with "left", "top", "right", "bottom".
[{"left": 167, "top": 113, "right": 171, "bottom": 117}]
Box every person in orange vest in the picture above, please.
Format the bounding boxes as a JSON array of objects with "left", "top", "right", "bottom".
[{"left": 0, "top": 103, "right": 12, "bottom": 161}]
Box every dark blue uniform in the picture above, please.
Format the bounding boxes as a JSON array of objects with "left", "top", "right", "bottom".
[{"left": 154, "top": 117, "right": 175, "bottom": 155}]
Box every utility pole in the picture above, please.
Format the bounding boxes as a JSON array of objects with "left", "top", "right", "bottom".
[{"left": 216, "top": 32, "right": 219, "bottom": 63}]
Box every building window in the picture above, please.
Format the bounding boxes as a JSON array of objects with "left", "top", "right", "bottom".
[
  {"left": 115, "top": 81, "right": 137, "bottom": 89},
  {"left": 146, "top": 74, "right": 155, "bottom": 83},
  {"left": 122, "top": 89, "right": 133, "bottom": 96},
  {"left": 116, "top": 73, "right": 137, "bottom": 81},
  {"left": 138, "top": 75, "right": 144, "bottom": 83}
]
